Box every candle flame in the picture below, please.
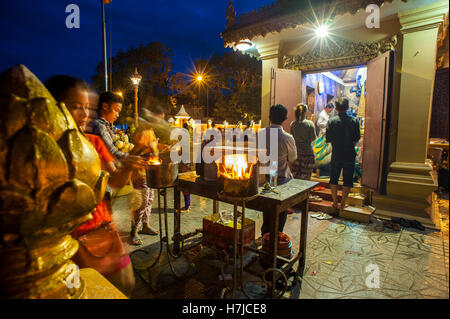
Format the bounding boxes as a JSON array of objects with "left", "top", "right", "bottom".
[
  {"left": 147, "top": 156, "right": 162, "bottom": 165},
  {"left": 221, "top": 154, "right": 251, "bottom": 179}
]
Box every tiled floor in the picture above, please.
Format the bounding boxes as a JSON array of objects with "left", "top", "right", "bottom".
[
  {"left": 298, "top": 219, "right": 449, "bottom": 299},
  {"left": 111, "top": 188, "right": 449, "bottom": 299}
]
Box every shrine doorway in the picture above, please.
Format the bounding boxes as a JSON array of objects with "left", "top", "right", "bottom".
[{"left": 270, "top": 51, "right": 394, "bottom": 193}]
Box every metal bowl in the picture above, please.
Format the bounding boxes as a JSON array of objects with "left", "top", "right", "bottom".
[
  {"left": 146, "top": 162, "right": 179, "bottom": 188},
  {"left": 218, "top": 162, "right": 259, "bottom": 197}
]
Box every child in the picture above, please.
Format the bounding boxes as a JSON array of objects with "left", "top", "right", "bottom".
[{"left": 130, "top": 126, "right": 159, "bottom": 245}]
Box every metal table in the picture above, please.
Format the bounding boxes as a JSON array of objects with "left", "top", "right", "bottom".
[{"left": 174, "top": 171, "right": 318, "bottom": 298}]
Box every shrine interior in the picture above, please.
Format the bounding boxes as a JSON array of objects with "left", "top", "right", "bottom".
[{"left": 302, "top": 66, "right": 367, "bottom": 181}]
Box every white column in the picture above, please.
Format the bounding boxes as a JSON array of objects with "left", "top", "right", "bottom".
[
  {"left": 395, "top": 0, "right": 448, "bottom": 165},
  {"left": 376, "top": 1, "right": 448, "bottom": 223}
]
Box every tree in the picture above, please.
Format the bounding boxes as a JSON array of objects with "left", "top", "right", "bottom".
[
  {"left": 168, "top": 51, "right": 262, "bottom": 123},
  {"left": 209, "top": 52, "right": 261, "bottom": 122},
  {"left": 168, "top": 72, "right": 198, "bottom": 115},
  {"left": 92, "top": 42, "right": 173, "bottom": 124}
]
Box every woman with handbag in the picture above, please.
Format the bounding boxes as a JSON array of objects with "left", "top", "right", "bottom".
[{"left": 45, "top": 75, "right": 144, "bottom": 297}]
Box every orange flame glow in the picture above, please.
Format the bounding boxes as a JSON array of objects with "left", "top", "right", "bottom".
[
  {"left": 147, "top": 156, "right": 162, "bottom": 165},
  {"left": 220, "top": 154, "right": 252, "bottom": 180}
]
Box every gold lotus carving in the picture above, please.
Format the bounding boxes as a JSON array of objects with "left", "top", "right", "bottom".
[{"left": 0, "top": 65, "right": 107, "bottom": 298}]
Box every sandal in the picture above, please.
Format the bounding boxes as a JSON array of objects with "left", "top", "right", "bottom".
[
  {"left": 309, "top": 195, "right": 323, "bottom": 202},
  {"left": 139, "top": 226, "right": 159, "bottom": 236},
  {"left": 383, "top": 220, "right": 401, "bottom": 231},
  {"left": 131, "top": 234, "right": 143, "bottom": 245},
  {"left": 311, "top": 212, "right": 333, "bottom": 220}
]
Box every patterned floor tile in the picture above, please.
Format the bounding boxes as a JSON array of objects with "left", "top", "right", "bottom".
[
  {"left": 392, "top": 246, "right": 447, "bottom": 276},
  {"left": 420, "top": 272, "right": 449, "bottom": 290},
  {"left": 378, "top": 287, "right": 423, "bottom": 299},
  {"left": 306, "top": 235, "right": 351, "bottom": 258},
  {"left": 349, "top": 241, "right": 397, "bottom": 265},
  {"left": 304, "top": 256, "right": 340, "bottom": 274},
  {"left": 327, "top": 221, "right": 366, "bottom": 237},
  {"left": 445, "top": 255, "right": 449, "bottom": 279},
  {"left": 299, "top": 216, "right": 450, "bottom": 299},
  {"left": 383, "top": 263, "right": 449, "bottom": 298},
  {"left": 315, "top": 258, "right": 388, "bottom": 299},
  {"left": 299, "top": 266, "right": 332, "bottom": 299},
  {"left": 337, "top": 258, "right": 388, "bottom": 284},
  {"left": 363, "top": 231, "right": 401, "bottom": 247},
  {"left": 340, "top": 288, "right": 391, "bottom": 299},
  {"left": 417, "top": 288, "right": 449, "bottom": 299},
  {"left": 318, "top": 274, "right": 368, "bottom": 297},
  {"left": 398, "top": 231, "right": 444, "bottom": 254},
  {"left": 303, "top": 263, "right": 334, "bottom": 282},
  {"left": 298, "top": 281, "right": 322, "bottom": 299}
]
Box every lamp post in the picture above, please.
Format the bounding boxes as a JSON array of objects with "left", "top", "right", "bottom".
[
  {"left": 195, "top": 75, "right": 209, "bottom": 118},
  {"left": 100, "top": 0, "right": 108, "bottom": 90},
  {"left": 131, "top": 67, "right": 142, "bottom": 128}
]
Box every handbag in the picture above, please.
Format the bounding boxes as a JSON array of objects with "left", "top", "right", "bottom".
[
  {"left": 313, "top": 135, "right": 332, "bottom": 167},
  {"left": 72, "top": 222, "right": 127, "bottom": 276}
]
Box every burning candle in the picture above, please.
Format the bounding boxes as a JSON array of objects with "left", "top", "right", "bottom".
[
  {"left": 217, "top": 152, "right": 259, "bottom": 197},
  {"left": 147, "top": 156, "right": 162, "bottom": 165},
  {"left": 222, "top": 154, "right": 251, "bottom": 180}
]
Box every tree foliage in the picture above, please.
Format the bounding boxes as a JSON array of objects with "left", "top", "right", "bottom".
[
  {"left": 169, "top": 52, "right": 262, "bottom": 123},
  {"left": 92, "top": 42, "right": 172, "bottom": 125},
  {"left": 92, "top": 43, "right": 261, "bottom": 125},
  {"left": 209, "top": 52, "right": 261, "bottom": 122}
]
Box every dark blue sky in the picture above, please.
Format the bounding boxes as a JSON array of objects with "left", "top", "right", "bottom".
[{"left": 0, "top": 0, "right": 273, "bottom": 84}]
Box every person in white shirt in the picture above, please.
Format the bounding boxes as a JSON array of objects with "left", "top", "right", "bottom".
[
  {"left": 260, "top": 104, "right": 297, "bottom": 237},
  {"left": 316, "top": 103, "right": 335, "bottom": 136}
]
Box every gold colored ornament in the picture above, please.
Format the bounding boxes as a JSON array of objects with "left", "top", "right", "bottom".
[
  {"left": 283, "top": 36, "right": 397, "bottom": 71},
  {"left": 0, "top": 65, "right": 116, "bottom": 298}
]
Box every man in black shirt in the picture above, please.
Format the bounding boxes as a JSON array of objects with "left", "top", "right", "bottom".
[{"left": 325, "top": 97, "right": 361, "bottom": 213}]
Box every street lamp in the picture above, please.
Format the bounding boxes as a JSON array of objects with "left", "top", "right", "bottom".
[
  {"left": 131, "top": 67, "right": 142, "bottom": 127},
  {"left": 195, "top": 74, "right": 209, "bottom": 118}
]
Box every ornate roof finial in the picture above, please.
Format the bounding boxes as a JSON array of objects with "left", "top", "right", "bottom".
[{"left": 226, "top": 0, "right": 237, "bottom": 29}]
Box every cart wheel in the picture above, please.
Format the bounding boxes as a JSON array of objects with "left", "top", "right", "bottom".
[
  {"left": 262, "top": 268, "right": 288, "bottom": 299},
  {"left": 220, "top": 287, "right": 232, "bottom": 299},
  {"left": 170, "top": 232, "right": 184, "bottom": 258}
]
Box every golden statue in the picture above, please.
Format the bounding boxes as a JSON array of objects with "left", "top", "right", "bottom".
[{"left": 0, "top": 65, "right": 125, "bottom": 299}]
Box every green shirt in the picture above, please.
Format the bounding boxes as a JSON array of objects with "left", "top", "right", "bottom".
[
  {"left": 326, "top": 114, "right": 360, "bottom": 162},
  {"left": 290, "top": 119, "right": 316, "bottom": 156}
]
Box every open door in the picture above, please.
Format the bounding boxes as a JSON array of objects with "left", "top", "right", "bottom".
[
  {"left": 362, "top": 51, "right": 394, "bottom": 193},
  {"left": 270, "top": 68, "right": 302, "bottom": 133}
]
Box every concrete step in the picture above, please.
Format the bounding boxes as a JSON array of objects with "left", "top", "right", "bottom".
[
  {"left": 308, "top": 199, "right": 375, "bottom": 223},
  {"left": 339, "top": 206, "right": 375, "bottom": 223},
  {"left": 308, "top": 200, "right": 338, "bottom": 216},
  {"left": 310, "top": 189, "right": 366, "bottom": 207},
  {"left": 311, "top": 188, "right": 341, "bottom": 201},
  {"left": 347, "top": 194, "right": 366, "bottom": 207},
  {"left": 310, "top": 177, "right": 364, "bottom": 194}
]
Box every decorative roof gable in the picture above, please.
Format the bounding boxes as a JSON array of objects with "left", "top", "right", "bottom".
[{"left": 222, "top": 0, "right": 405, "bottom": 45}]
